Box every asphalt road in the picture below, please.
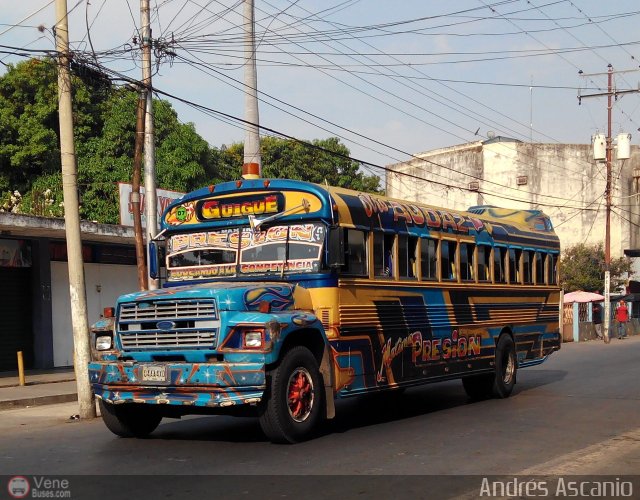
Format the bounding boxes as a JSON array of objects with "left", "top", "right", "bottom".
[{"left": 1, "top": 337, "right": 639, "bottom": 498}]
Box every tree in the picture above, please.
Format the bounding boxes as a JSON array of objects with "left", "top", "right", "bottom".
[
  {"left": 76, "top": 90, "right": 216, "bottom": 223},
  {"left": 216, "top": 137, "right": 382, "bottom": 193},
  {"left": 0, "top": 58, "right": 219, "bottom": 223},
  {"left": 560, "top": 243, "right": 633, "bottom": 293}
]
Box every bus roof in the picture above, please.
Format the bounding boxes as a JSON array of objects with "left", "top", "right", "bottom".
[
  {"left": 323, "top": 184, "right": 559, "bottom": 251},
  {"left": 161, "top": 179, "right": 559, "bottom": 251}
]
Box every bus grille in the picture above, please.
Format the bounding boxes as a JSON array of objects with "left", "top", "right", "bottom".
[
  {"left": 119, "top": 300, "right": 217, "bottom": 321},
  {"left": 120, "top": 330, "right": 216, "bottom": 350},
  {"left": 117, "top": 299, "right": 219, "bottom": 350}
]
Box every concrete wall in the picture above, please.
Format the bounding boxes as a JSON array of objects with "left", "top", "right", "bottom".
[
  {"left": 387, "top": 140, "right": 640, "bottom": 260},
  {"left": 51, "top": 262, "right": 138, "bottom": 367}
]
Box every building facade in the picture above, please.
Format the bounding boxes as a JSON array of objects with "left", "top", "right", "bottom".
[
  {"left": 386, "top": 138, "right": 640, "bottom": 268},
  {"left": 0, "top": 213, "right": 138, "bottom": 371}
]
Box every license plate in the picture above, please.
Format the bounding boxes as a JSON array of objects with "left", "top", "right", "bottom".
[{"left": 141, "top": 365, "right": 168, "bottom": 383}]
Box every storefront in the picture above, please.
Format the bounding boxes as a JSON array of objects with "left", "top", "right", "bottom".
[{"left": 0, "top": 213, "right": 137, "bottom": 371}]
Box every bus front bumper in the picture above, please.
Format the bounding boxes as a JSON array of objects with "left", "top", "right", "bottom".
[{"left": 88, "top": 361, "right": 265, "bottom": 407}]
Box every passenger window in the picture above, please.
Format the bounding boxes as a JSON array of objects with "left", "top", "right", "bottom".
[
  {"left": 441, "top": 240, "right": 457, "bottom": 281},
  {"left": 478, "top": 246, "right": 491, "bottom": 282},
  {"left": 343, "top": 230, "right": 367, "bottom": 276},
  {"left": 508, "top": 248, "right": 521, "bottom": 284},
  {"left": 374, "top": 232, "right": 395, "bottom": 278},
  {"left": 494, "top": 247, "right": 506, "bottom": 283},
  {"left": 421, "top": 238, "right": 438, "bottom": 280},
  {"left": 399, "top": 234, "right": 418, "bottom": 279},
  {"left": 460, "top": 243, "right": 475, "bottom": 281},
  {"left": 534, "top": 252, "right": 545, "bottom": 284},
  {"left": 547, "top": 254, "right": 557, "bottom": 284},
  {"left": 522, "top": 251, "right": 533, "bottom": 284}
]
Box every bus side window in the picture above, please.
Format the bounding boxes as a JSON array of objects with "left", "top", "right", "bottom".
[
  {"left": 374, "top": 232, "right": 395, "bottom": 278},
  {"left": 441, "top": 240, "right": 457, "bottom": 281},
  {"left": 460, "top": 242, "right": 475, "bottom": 281},
  {"left": 343, "top": 229, "right": 367, "bottom": 276},
  {"left": 508, "top": 248, "right": 521, "bottom": 284},
  {"left": 547, "top": 254, "right": 557, "bottom": 284},
  {"left": 421, "top": 237, "right": 437, "bottom": 280},
  {"left": 522, "top": 250, "right": 533, "bottom": 284},
  {"left": 399, "top": 234, "right": 418, "bottom": 279},
  {"left": 534, "top": 252, "right": 544, "bottom": 285},
  {"left": 494, "top": 247, "right": 506, "bottom": 283},
  {"left": 478, "top": 245, "right": 491, "bottom": 282}
]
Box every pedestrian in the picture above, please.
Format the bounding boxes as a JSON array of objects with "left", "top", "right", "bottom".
[
  {"left": 592, "top": 302, "right": 603, "bottom": 339},
  {"left": 615, "top": 300, "right": 629, "bottom": 339}
]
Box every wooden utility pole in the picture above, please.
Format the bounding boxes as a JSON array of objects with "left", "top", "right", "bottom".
[
  {"left": 579, "top": 65, "right": 639, "bottom": 343},
  {"left": 242, "top": 0, "right": 261, "bottom": 179},
  {"left": 132, "top": 91, "right": 147, "bottom": 290},
  {"left": 141, "top": 0, "right": 158, "bottom": 289},
  {"left": 55, "top": 0, "right": 96, "bottom": 418}
]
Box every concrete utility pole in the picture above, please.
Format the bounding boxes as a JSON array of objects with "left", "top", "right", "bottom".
[
  {"left": 579, "top": 65, "right": 639, "bottom": 343},
  {"left": 141, "top": 0, "right": 158, "bottom": 289},
  {"left": 242, "top": 0, "right": 261, "bottom": 179},
  {"left": 55, "top": 0, "right": 96, "bottom": 418}
]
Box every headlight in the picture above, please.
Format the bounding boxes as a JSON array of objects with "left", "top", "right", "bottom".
[
  {"left": 96, "top": 335, "right": 113, "bottom": 351},
  {"left": 243, "top": 330, "right": 264, "bottom": 349}
]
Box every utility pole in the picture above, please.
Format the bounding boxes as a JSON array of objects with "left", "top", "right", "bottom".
[
  {"left": 55, "top": 0, "right": 96, "bottom": 418},
  {"left": 132, "top": 90, "right": 147, "bottom": 290},
  {"left": 141, "top": 0, "right": 158, "bottom": 289},
  {"left": 242, "top": 0, "right": 261, "bottom": 180},
  {"left": 579, "top": 65, "right": 639, "bottom": 343}
]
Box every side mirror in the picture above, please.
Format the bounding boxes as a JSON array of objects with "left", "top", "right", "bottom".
[
  {"left": 328, "top": 227, "right": 345, "bottom": 268},
  {"left": 148, "top": 240, "right": 165, "bottom": 279}
]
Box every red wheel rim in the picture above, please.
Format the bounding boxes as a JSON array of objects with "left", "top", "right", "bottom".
[{"left": 287, "top": 367, "right": 314, "bottom": 422}]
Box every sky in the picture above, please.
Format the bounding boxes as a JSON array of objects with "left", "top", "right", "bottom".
[{"left": 2, "top": 0, "right": 640, "bottom": 182}]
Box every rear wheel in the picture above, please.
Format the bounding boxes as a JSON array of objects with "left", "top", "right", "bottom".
[
  {"left": 259, "top": 346, "right": 325, "bottom": 444},
  {"left": 99, "top": 399, "right": 162, "bottom": 438},
  {"left": 462, "top": 334, "right": 517, "bottom": 400}
]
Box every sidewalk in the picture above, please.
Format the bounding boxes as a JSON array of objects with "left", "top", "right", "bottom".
[{"left": 0, "top": 368, "right": 77, "bottom": 410}]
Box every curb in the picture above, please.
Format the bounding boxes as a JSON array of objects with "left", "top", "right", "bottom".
[
  {"left": 0, "top": 393, "right": 78, "bottom": 411},
  {"left": 0, "top": 378, "right": 76, "bottom": 389}
]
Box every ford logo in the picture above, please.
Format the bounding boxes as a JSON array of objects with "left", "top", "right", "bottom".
[{"left": 156, "top": 320, "right": 175, "bottom": 331}]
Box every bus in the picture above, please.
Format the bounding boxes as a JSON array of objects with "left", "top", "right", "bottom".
[{"left": 89, "top": 178, "right": 562, "bottom": 443}]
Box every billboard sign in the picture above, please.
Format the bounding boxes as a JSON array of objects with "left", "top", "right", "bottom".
[{"left": 118, "top": 182, "right": 185, "bottom": 230}]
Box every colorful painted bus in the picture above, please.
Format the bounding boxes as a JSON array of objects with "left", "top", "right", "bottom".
[{"left": 89, "top": 178, "right": 561, "bottom": 443}]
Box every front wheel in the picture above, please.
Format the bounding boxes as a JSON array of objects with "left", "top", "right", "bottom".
[
  {"left": 259, "top": 346, "right": 325, "bottom": 444},
  {"left": 99, "top": 399, "right": 162, "bottom": 438},
  {"left": 462, "top": 334, "right": 517, "bottom": 400}
]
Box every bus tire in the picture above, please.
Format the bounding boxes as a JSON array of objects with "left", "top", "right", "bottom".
[
  {"left": 259, "top": 346, "right": 325, "bottom": 444},
  {"left": 462, "top": 334, "right": 517, "bottom": 400},
  {"left": 492, "top": 334, "right": 517, "bottom": 398},
  {"left": 99, "top": 399, "right": 162, "bottom": 438}
]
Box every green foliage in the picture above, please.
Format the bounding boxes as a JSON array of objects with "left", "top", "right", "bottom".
[
  {"left": 560, "top": 243, "right": 633, "bottom": 293},
  {"left": 216, "top": 137, "right": 382, "bottom": 193},
  {"left": 0, "top": 59, "right": 60, "bottom": 193}
]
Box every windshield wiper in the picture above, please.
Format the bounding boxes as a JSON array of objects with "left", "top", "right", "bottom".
[{"left": 248, "top": 199, "right": 310, "bottom": 233}]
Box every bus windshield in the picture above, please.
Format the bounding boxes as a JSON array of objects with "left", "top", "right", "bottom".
[{"left": 166, "top": 223, "right": 326, "bottom": 281}]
